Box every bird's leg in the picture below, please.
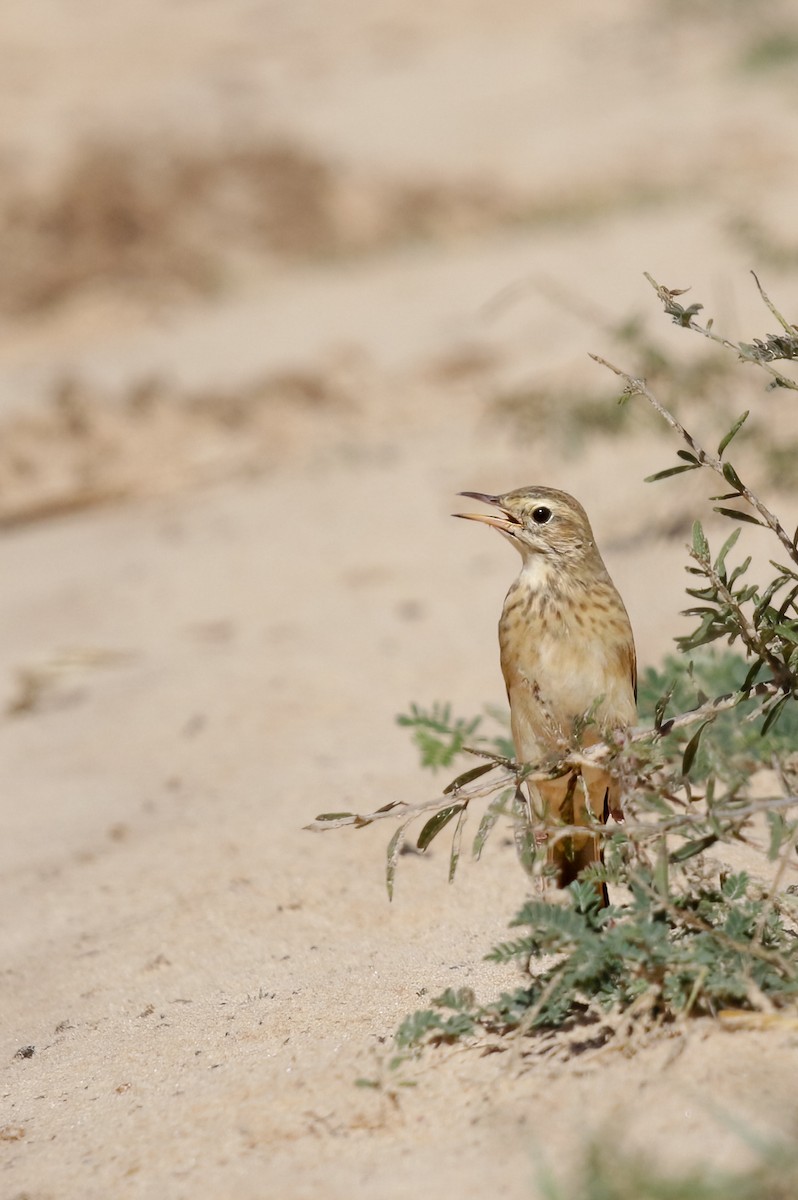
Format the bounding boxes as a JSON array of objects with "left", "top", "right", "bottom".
[
  {"left": 556, "top": 770, "right": 610, "bottom": 904},
  {"left": 555, "top": 771, "right": 579, "bottom": 877}
]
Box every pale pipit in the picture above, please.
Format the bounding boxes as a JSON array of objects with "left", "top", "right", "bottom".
[{"left": 455, "top": 486, "right": 637, "bottom": 897}]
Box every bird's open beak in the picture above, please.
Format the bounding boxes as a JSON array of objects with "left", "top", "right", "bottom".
[{"left": 453, "top": 491, "right": 521, "bottom": 533}]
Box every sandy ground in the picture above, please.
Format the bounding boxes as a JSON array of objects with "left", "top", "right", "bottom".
[{"left": 3, "top": 3, "right": 798, "bottom": 1197}]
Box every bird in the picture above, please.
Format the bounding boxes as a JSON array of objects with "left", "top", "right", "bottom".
[{"left": 454, "top": 486, "right": 636, "bottom": 898}]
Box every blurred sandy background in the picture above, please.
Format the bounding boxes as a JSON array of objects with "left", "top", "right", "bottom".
[{"left": 3, "top": 2, "right": 798, "bottom": 1197}]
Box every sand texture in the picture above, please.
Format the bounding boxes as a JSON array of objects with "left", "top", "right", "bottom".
[{"left": 3, "top": 3, "right": 798, "bottom": 1196}]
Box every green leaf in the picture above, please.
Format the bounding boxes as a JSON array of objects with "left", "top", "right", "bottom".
[
  {"left": 677, "top": 449, "right": 700, "bottom": 464},
  {"left": 722, "top": 461, "right": 744, "bottom": 491},
  {"left": 654, "top": 680, "right": 676, "bottom": 730},
  {"left": 396, "top": 702, "right": 483, "bottom": 770},
  {"left": 777, "top": 583, "right": 798, "bottom": 618},
  {"left": 771, "top": 559, "right": 798, "bottom": 581},
  {"left": 386, "top": 817, "right": 416, "bottom": 900},
  {"left": 509, "top": 897, "right": 595, "bottom": 942},
  {"left": 645, "top": 463, "right": 700, "bottom": 482},
  {"left": 713, "top": 507, "right": 763, "bottom": 526},
  {"left": 742, "top": 659, "right": 764, "bottom": 692},
  {"left": 443, "top": 761, "right": 494, "bottom": 794},
  {"left": 728, "top": 556, "right": 752, "bottom": 587},
  {"left": 714, "top": 526, "right": 741, "bottom": 575},
  {"left": 721, "top": 871, "right": 749, "bottom": 900},
  {"left": 434, "top": 986, "right": 476, "bottom": 1011},
  {"left": 473, "top": 788, "right": 513, "bottom": 860},
  {"left": 692, "top": 521, "right": 709, "bottom": 560},
  {"left": 448, "top": 805, "right": 468, "bottom": 882},
  {"left": 762, "top": 694, "right": 790, "bottom": 736},
  {"left": 678, "top": 611, "right": 725, "bottom": 651},
  {"left": 313, "top": 811, "right": 354, "bottom": 822},
  {"left": 717, "top": 410, "right": 749, "bottom": 457},
  {"left": 669, "top": 834, "right": 718, "bottom": 863},
  {"left": 682, "top": 720, "right": 712, "bottom": 776},
  {"left": 417, "top": 804, "right": 464, "bottom": 852},
  {"left": 769, "top": 622, "right": 798, "bottom": 644}
]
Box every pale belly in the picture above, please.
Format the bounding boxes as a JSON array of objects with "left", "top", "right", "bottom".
[{"left": 500, "top": 613, "right": 635, "bottom": 762}]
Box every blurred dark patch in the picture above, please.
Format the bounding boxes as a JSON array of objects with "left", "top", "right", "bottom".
[
  {"left": 0, "top": 135, "right": 684, "bottom": 318},
  {"left": 727, "top": 214, "right": 798, "bottom": 272},
  {"left": 0, "top": 366, "right": 354, "bottom": 530},
  {"left": 0, "top": 140, "right": 340, "bottom": 314},
  {"left": 488, "top": 307, "right": 756, "bottom": 455},
  {"left": 423, "top": 344, "right": 499, "bottom": 385},
  {"left": 739, "top": 30, "right": 798, "bottom": 72},
  {"left": 0, "top": 138, "right": 511, "bottom": 315},
  {"left": 492, "top": 384, "right": 634, "bottom": 447}
]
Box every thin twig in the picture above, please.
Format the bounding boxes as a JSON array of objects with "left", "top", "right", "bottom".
[
  {"left": 589, "top": 353, "right": 798, "bottom": 565},
  {"left": 581, "top": 677, "right": 784, "bottom": 759},
  {"left": 643, "top": 272, "right": 798, "bottom": 393},
  {"left": 751, "top": 271, "right": 796, "bottom": 337},
  {"left": 694, "top": 550, "right": 792, "bottom": 689},
  {"left": 309, "top": 681, "right": 787, "bottom": 835}
]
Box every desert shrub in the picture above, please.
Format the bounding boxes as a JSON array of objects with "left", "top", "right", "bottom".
[{"left": 311, "top": 272, "right": 798, "bottom": 1054}]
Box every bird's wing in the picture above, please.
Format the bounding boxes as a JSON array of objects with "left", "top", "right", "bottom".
[{"left": 628, "top": 639, "right": 638, "bottom": 703}]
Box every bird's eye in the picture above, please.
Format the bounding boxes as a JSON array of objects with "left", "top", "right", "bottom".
[{"left": 532, "top": 506, "right": 552, "bottom": 525}]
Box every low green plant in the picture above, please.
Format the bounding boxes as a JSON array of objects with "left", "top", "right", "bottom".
[
  {"left": 740, "top": 31, "right": 798, "bottom": 73},
  {"left": 310, "top": 272, "right": 798, "bottom": 1054},
  {"left": 396, "top": 701, "right": 513, "bottom": 770},
  {"left": 395, "top": 871, "right": 798, "bottom": 1053},
  {"left": 639, "top": 651, "right": 798, "bottom": 781},
  {"left": 541, "top": 1134, "right": 798, "bottom": 1200}
]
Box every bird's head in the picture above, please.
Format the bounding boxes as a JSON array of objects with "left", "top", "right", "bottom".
[{"left": 454, "top": 486, "right": 600, "bottom": 571}]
